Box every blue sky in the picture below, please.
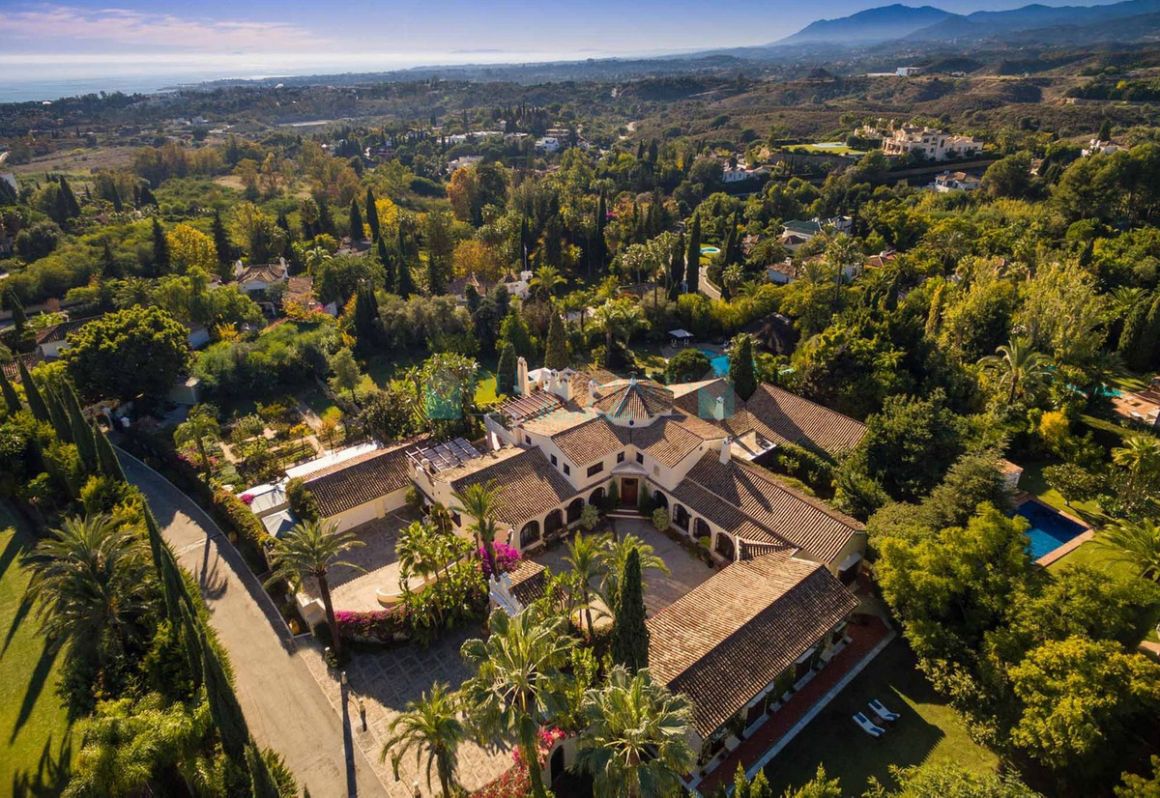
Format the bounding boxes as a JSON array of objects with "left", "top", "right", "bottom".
[{"left": 1, "top": 0, "right": 1125, "bottom": 81}]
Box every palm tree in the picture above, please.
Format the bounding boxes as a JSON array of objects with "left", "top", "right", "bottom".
[
  {"left": 381, "top": 682, "right": 467, "bottom": 798},
  {"left": 565, "top": 534, "right": 604, "bottom": 639},
  {"left": 451, "top": 481, "right": 501, "bottom": 579},
  {"left": 979, "top": 338, "right": 1052, "bottom": 404},
  {"left": 592, "top": 298, "right": 647, "bottom": 355},
  {"left": 1112, "top": 434, "right": 1160, "bottom": 480},
  {"left": 174, "top": 405, "right": 220, "bottom": 480},
  {"left": 23, "top": 513, "right": 156, "bottom": 688},
  {"left": 574, "top": 666, "right": 696, "bottom": 798},
  {"left": 1094, "top": 518, "right": 1160, "bottom": 583},
  {"left": 598, "top": 534, "right": 669, "bottom": 612},
  {"left": 460, "top": 607, "right": 571, "bottom": 798},
  {"left": 266, "top": 520, "right": 363, "bottom": 659},
  {"left": 529, "top": 265, "right": 566, "bottom": 301}
]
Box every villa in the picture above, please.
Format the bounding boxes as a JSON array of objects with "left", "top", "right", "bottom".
[{"left": 881, "top": 124, "right": 983, "bottom": 162}]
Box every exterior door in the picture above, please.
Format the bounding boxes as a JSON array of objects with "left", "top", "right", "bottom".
[{"left": 620, "top": 478, "right": 638, "bottom": 507}]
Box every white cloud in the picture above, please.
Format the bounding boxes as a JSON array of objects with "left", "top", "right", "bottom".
[{"left": 4, "top": 3, "right": 330, "bottom": 53}]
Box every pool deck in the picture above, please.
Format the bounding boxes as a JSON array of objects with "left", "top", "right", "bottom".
[{"left": 1014, "top": 494, "right": 1095, "bottom": 567}]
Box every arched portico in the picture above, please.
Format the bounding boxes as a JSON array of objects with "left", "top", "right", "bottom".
[
  {"left": 673, "top": 504, "right": 690, "bottom": 531},
  {"left": 693, "top": 517, "right": 711, "bottom": 541},
  {"left": 653, "top": 491, "right": 669, "bottom": 510},
  {"left": 544, "top": 509, "right": 564, "bottom": 538},
  {"left": 589, "top": 487, "right": 606, "bottom": 506},
  {"left": 566, "top": 497, "right": 585, "bottom": 523},
  {"left": 519, "top": 520, "right": 541, "bottom": 550},
  {"left": 714, "top": 532, "right": 736, "bottom": 561}
]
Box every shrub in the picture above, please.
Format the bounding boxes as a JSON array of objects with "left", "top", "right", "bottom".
[
  {"left": 769, "top": 442, "right": 834, "bottom": 492},
  {"left": 334, "top": 608, "right": 410, "bottom": 643},
  {"left": 652, "top": 508, "right": 671, "bottom": 531},
  {"left": 480, "top": 542, "right": 521, "bottom": 577},
  {"left": 211, "top": 487, "right": 271, "bottom": 571},
  {"left": 285, "top": 476, "right": 321, "bottom": 523}
]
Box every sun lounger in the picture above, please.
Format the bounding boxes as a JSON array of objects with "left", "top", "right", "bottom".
[
  {"left": 869, "top": 699, "right": 900, "bottom": 722},
  {"left": 853, "top": 712, "right": 886, "bottom": 737}
]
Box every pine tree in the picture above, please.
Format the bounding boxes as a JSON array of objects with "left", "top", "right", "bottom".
[
  {"left": 685, "top": 214, "right": 701, "bottom": 294},
  {"left": 63, "top": 383, "right": 98, "bottom": 474},
  {"left": 151, "top": 217, "right": 170, "bottom": 275},
  {"left": 729, "top": 334, "right": 758, "bottom": 401},
  {"left": 18, "top": 362, "right": 49, "bottom": 423},
  {"left": 58, "top": 176, "right": 80, "bottom": 218},
  {"left": 365, "top": 187, "right": 380, "bottom": 241},
  {"left": 348, "top": 198, "right": 364, "bottom": 243},
  {"left": 668, "top": 233, "right": 686, "bottom": 300},
  {"left": 0, "top": 367, "right": 21, "bottom": 414},
  {"left": 545, "top": 312, "right": 569, "bottom": 370},
  {"left": 496, "top": 342, "right": 517, "bottom": 397},
  {"left": 611, "top": 548, "right": 649, "bottom": 673},
  {"left": 377, "top": 237, "right": 395, "bottom": 293},
  {"left": 94, "top": 423, "right": 126, "bottom": 482}
]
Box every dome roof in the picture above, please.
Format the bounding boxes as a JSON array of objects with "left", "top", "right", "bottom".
[{"left": 590, "top": 378, "right": 673, "bottom": 427}]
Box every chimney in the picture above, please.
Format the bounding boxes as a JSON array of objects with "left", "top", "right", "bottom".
[
  {"left": 719, "top": 436, "right": 732, "bottom": 464},
  {"left": 713, "top": 396, "right": 725, "bottom": 421},
  {"left": 588, "top": 379, "right": 599, "bottom": 399},
  {"left": 516, "top": 357, "right": 530, "bottom": 396}
]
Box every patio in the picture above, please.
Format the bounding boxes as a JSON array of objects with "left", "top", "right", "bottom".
[
  {"left": 532, "top": 518, "right": 717, "bottom": 614},
  {"left": 305, "top": 511, "right": 427, "bottom": 612}
]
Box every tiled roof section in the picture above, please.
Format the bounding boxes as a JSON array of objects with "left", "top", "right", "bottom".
[
  {"left": 507, "top": 559, "right": 547, "bottom": 606},
  {"left": 304, "top": 441, "right": 417, "bottom": 517},
  {"left": 670, "top": 479, "right": 788, "bottom": 548},
  {"left": 591, "top": 379, "right": 674, "bottom": 423},
  {"left": 236, "top": 263, "right": 288, "bottom": 285},
  {"left": 672, "top": 378, "right": 740, "bottom": 421},
  {"left": 35, "top": 316, "right": 98, "bottom": 345},
  {"left": 732, "top": 384, "right": 866, "bottom": 457},
  {"left": 685, "top": 453, "right": 863, "bottom": 563},
  {"left": 552, "top": 417, "right": 628, "bottom": 465},
  {"left": 286, "top": 276, "right": 315, "bottom": 303},
  {"left": 630, "top": 415, "right": 717, "bottom": 468},
  {"left": 449, "top": 448, "right": 576, "bottom": 527},
  {"left": 0, "top": 351, "right": 43, "bottom": 382},
  {"left": 648, "top": 554, "right": 859, "bottom": 738}
]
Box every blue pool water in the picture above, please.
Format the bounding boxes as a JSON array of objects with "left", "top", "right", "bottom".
[
  {"left": 1013, "top": 500, "right": 1088, "bottom": 559},
  {"left": 700, "top": 348, "right": 730, "bottom": 377},
  {"left": 700, "top": 245, "right": 721, "bottom": 255}
]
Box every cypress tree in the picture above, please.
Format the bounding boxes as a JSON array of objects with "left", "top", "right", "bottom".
[
  {"left": 94, "top": 422, "right": 126, "bottom": 482},
  {"left": 101, "top": 240, "right": 121, "bottom": 278},
  {"left": 352, "top": 285, "right": 381, "bottom": 348},
  {"left": 139, "top": 185, "right": 157, "bottom": 206},
  {"left": 10, "top": 295, "right": 27, "bottom": 337},
  {"left": 63, "top": 383, "right": 98, "bottom": 474},
  {"left": 396, "top": 230, "right": 415, "bottom": 299},
  {"left": 593, "top": 193, "right": 607, "bottom": 274},
  {"left": 668, "top": 233, "right": 686, "bottom": 300},
  {"left": 246, "top": 743, "right": 283, "bottom": 798},
  {"left": 110, "top": 182, "right": 123, "bottom": 212},
  {"left": 18, "top": 361, "right": 49, "bottom": 423},
  {"left": 685, "top": 214, "right": 701, "bottom": 294},
  {"left": 348, "top": 198, "right": 364, "bottom": 243},
  {"left": 44, "top": 387, "right": 72, "bottom": 443},
  {"left": 611, "top": 548, "right": 649, "bottom": 673},
  {"left": 377, "top": 237, "right": 395, "bottom": 292},
  {"left": 59, "top": 176, "right": 81, "bottom": 218},
  {"left": 0, "top": 367, "right": 21, "bottom": 414},
  {"left": 1136, "top": 293, "right": 1160, "bottom": 372},
  {"left": 211, "top": 209, "right": 232, "bottom": 275},
  {"left": 54, "top": 184, "right": 71, "bottom": 225},
  {"left": 318, "top": 198, "right": 335, "bottom": 235},
  {"left": 545, "top": 312, "right": 569, "bottom": 370},
  {"left": 365, "top": 187, "right": 380, "bottom": 241},
  {"left": 729, "top": 334, "right": 758, "bottom": 401},
  {"left": 151, "top": 217, "right": 170, "bottom": 274},
  {"left": 496, "top": 342, "right": 517, "bottom": 397},
  {"left": 198, "top": 616, "right": 250, "bottom": 766}
]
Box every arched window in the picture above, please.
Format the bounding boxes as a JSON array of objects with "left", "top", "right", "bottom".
[
  {"left": 653, "top": 491, "right": 669, "bottom": 510},
  {"left": 519, "top": 520, "right": 541, "bottom": 550},
  {"left": 673, "top": 504, "right": 690, "bottom": 531},
  {"left": 589, "top": 487, "right": 606, "bottom": 507},
  {"left": 714, "top": 533, "right": 735, "bottom": 560},
  {"left": 544, "top": 509, "right": 564, "bottom": 537},
  {"left": 694, "top": 517, "right": 711, "bottom": 540},
  {"left": 566, "top": 498, "right": 585, "bottom": 523}
]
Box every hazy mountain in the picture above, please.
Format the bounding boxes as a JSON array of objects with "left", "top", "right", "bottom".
[
  {"left": 779, "top": 4, "right": 956, "bottom": 45},
  {"left": 774, "top": 0, "right": 1160, "bottom": 47}
]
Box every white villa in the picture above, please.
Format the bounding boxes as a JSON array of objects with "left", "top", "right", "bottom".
[{"left": 881, "top": 124, "right": 983, "bottom": 162}]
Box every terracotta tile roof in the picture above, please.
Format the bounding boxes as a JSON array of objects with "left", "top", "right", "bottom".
[
  {"left": 507, "top": 559, "right": 547, "bottom": 605},
  {"left": 552, "top": 417, "right": 627, "bottom": 465},
  {"left": 497, "top": 390, "right": 564, "bottom": 425},
  {"left": 304, "top": 441, "right": 417, "bottom": 518},
  {"left": 670, "top": 479, "right": 789, "bottom": 548},
  {"left": 0, "top": 351, "right": 42, "bottom": 382},
  {"left": 684, "top": 453, "right": 863, "bottom": 563},
  {"left": 630, "top": 415, "right": 717, "bottom": 468},
  {"left": 236, "top": 263, "right": 288, "bottom": 285},
  {"left": 648, "top": 553, "right": 858, "bottom": 739},
  {"left": 34, "top": 315, "right": 99, "bottom": 345},
  {"left": 286, "top": 276, "right": 315, "bottom": 303},
  {"left": 590, "top": 379, "right": 673, "bottom": 423},
  {"left": 448, "top": 447, "right": 576, "bottom": 527},
  {"left": 732, "top": 384, "right": 865, "bottom": 457},
  {"left": 672, "top": 378, "right": 740, "bottom": 420}
]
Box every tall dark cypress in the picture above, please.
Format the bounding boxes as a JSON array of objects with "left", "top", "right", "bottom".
[
  {"left": 611, "top": 548, "right": 649, "bottom": 673},
  {"left": 496, "top": 342, "right": 517, "bottom": 397},
  {"left": 365, "top": 187, "right": 380, "bottom": 241},
  {"left": 152, "top": 217, "right": 170, "bottom": 275},
  {"left": 197, "top": 615, "right": 250, "bottom": 766},
  {"left": 63, "top": 383, "right": 97, "bottom": 474},
  {"left": 110, "top": 182, "right": 123, "bottom": 212},
  {"left": 212, "top": 209, "right": 232, "bottom": 274},
  {"left": 317, "top": 199, "right": 335, "bottom": 235},
  {"left": 94, "top": 423, "right": 126, "bottom": 482},
  {"left": 18, "top": 361, "right": 49, "bottom": 423},
  {"left": 44, "top": 387, "right": 72, "bottom": 443},
  {"left": 395, "top": 228, "right": 415, "bottom": 299},
  {"left": 377, "top": 237, "right": 395, "bottom": 293},
  {"left": 246, "top": 743, "right": 284, "bottom": 798},
  {"left": 668, "top": 233, "right": 686, "bottom": 300},
  {"left": 58, "top": 176, "right": 81, "bottom": 218},
  {"left": 0, "top": 367, "right": 21, "bottom": 414},
  {"left": 729, "top": 334, "right": 758, "bottom": 401},
  {"left": 685, "top": 214, "right": 701, "bottom": 295},
  {"left": 348, "top": 198, "right": 364, "bottom": 243}
]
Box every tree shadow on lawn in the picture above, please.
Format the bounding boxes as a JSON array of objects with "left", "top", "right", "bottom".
[
  {"left": 9, "top": 639, "right": 63, "bottom": 745},
  {"left": 11, "top": 732, "right": 72, "bottom": 798},
  {"left": 763, "top": 643, "right": 949, "bottom": 796},
  {"left": 2, "top": 593, "right": 34, "bottom": 658}
]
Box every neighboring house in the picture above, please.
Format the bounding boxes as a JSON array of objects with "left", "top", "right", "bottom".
[
  {"left": 1082, "top": 138, "right": 1121, "bottom": 157},
  {"left": 502, "top": 270, "right": 534, "bottom": 300},
  {"left": 301, "top": 440, "right": 421, "bottom": 532},
  {"left": 447, "top": 155, "right": 484, "bottom": 172},
  {"left": 649, "top": 552, "right": 858, "bottom": 779},
  {"left": 766, "top": 258, "right": 797, "bottom": 285},
  {"left": 234, "top": 258, "right": 290, "bottom": 296},
  {"left": 722, "top": 165, "right": 768, "bottom": 184},
  {"left": 1110, "top": 382, "right": 1160, "bottom": 428},
  {"left": 932, "top": 170, "right": 981, "bottom": 192},
  {"left": 285, "top": 275, "right": 337, "bottom": 316},
  {"left": 778, "top": 219, "right": 821, "bottom": 252},
  {"left": 34, "top": 316, "right": 98, "bottom": 359},
  {"left": 882, "top": 125, "right": 983, "bottom": 161},
  {"left": 895, "top": 66, "right": 923, "bottom": 76},
  {"left": 534, "top": 136, "right": 561, "bottom": 153}
]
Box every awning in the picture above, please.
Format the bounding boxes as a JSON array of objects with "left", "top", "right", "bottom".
[
  {"left": 668, "top": 328, "right": 694, "bottom": 339},
  {"left": 837, "top": 551, "right": 864, "bottom": 572}
]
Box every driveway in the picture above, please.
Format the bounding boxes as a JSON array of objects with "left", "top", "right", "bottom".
[{"left": 119, "top": 449, "right": 388, "bottom": 798}]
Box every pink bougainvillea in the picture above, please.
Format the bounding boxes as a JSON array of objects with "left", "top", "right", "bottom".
[
  {"left": 479, "top": 542, "right": 521, "bottom": 577},
  {"left": 472, "top": 728, "right": 568, "bottom": 798},
  {"left": 239, "top": 493, "right": 254, "bottom": 505}
]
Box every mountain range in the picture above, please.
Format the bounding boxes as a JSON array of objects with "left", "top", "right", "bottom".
[{"left": 772, "top": 0, "right": 1160, "bottom": 48}]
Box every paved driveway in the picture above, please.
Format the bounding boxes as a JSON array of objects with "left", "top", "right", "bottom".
[{"left": 120, "top": 450, "right": 388, "bottom": 798}]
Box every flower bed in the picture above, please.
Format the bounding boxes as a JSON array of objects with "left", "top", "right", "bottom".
[
  {"left": 470, "top": 727, "right": 568, "bottom": 798},
  {"left": 480, "top": 542, "right": 521, "bottom": 578},
  {"left": 335, "top": 608, "right": 411, "bottom": 644}
]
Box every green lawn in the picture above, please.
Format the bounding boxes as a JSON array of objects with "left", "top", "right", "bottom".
[
  {"left": 1048, "top": 541, "right": 1160, "bottom": 643},
  {"left": 1017, "top": 460, "right": 1104, "bottom": 523},
  {"left": 785, "top": 143, "right": 866, "bottom": 156},
  {"left": 0, "top": 504, "right": 73, "bottom": 796},
  {"left": 763, "top": 640, "right": 998, "bottom": 796}
]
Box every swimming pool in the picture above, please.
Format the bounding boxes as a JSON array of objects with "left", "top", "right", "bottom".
[
  {"left": 1013, "top": 500, "right": 1089, "bottom": 560},
  {"left": 700, "top": 246, "right": 721, "bottom": 255},
  {"left": 700, "top": 348, "right": 730, "bottom": 377}
]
